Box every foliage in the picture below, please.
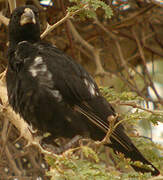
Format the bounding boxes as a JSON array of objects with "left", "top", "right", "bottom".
[
  {"left": 121, "top": 111, "right": 163, "bottom": 126},
  {"left": 46, "top": 147, "right": 116, "bottom": 180},
  {"left": 68, "top": 0, "right": 113, "bottom": 19},
  {"left": 100, "top": 87, "right": 143, "bottom": 102}
]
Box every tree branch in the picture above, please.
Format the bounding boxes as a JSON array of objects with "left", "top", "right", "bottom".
[
  {"left": 8, "top": 0, "right": 16, "bottom": 13},
  {"left": 41, "top": 6, "right": 87, "bottom": 39},
  {"left": 0, "top": 12, "right": 9, "bottom": 26},
  {"left": 67, "top": 20, "right": 111, "bottom": 76},
  {"left": 112, "top": 100, "right": 163, "bottom": 115}
]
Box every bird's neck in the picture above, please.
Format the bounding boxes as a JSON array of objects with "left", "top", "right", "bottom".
[
  {"left": 9, "top": 34, "right": 41, "bottom": 45},
  {"left": 9, "top": 23, "right": 41, "bottom": 45}
]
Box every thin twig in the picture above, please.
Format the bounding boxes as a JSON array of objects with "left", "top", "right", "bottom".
[
  {"left": 41, "top": 6, "right": 87, "bottom": 39},
  {"left": 112, "top": 100, "right": 163, "bottom": 115},
  {"left": 41, "top": 12, "right": 71, "bottom": 39}
]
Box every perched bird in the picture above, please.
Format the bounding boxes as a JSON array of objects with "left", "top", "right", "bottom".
[{"left": 6, "top": 5, "right": 160, "bottom": 176}]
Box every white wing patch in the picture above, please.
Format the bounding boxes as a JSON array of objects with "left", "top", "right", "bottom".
[
  {"left": 29, "top": 56, "right": 63, "bottom": 102},
  {"left": 29, "top": 56, "right": 47, "bottom": 77},
  {"left": 29, "top": 56, "right": 54, "bottom": 87},
  {"left": 84, "top": 79, "right": 98, "bottom": 96}
]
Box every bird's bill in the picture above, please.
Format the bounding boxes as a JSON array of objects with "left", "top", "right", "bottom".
[{"left": 20, "top": 8, "right": 36, "bottom": 26}]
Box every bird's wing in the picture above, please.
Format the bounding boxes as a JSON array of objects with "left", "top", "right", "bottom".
[{"left": 30, "top": 42, "right": 133, "bottom": 150}]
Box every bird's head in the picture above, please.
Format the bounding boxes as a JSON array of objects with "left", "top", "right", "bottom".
[{"left": 9, "top": 5, "right": 41, "bottom": 44}]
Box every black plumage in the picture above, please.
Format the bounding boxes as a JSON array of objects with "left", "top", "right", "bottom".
[{"left": 6, "top": 5, "right": 159, "bottom": 176}]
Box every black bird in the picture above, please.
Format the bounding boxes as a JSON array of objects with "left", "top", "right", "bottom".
[{"left": 6, "top": 5, "right": 159, "bottom": 176}]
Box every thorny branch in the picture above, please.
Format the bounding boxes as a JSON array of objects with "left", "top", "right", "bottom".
[
  {"left": 41, "top": 11, "right": 72, "bottom": 39},
  {"left": 41, "top": 5, "right": 88, "bottom": 39}
]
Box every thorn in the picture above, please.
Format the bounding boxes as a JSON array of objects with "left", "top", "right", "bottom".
[{"left": 28, "top": 124, "right": 38, "bottom": 134}]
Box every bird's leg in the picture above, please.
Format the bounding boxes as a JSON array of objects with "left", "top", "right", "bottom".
[
  {"left": 95, "top": 114, "right": 118, "bottom": 146},
  {"left": 42, "top": 135, "right": 82, "bottom": 155},
  {"left": 61, "top": 135, "right": 82, "bottom": 152}
]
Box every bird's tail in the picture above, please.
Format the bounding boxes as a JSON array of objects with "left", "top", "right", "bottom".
[
  {"left": 109, "top": 124, "right": 160, "bottom": 176},
  {"left": 75, "top": 96, "right": 160, "bottom": 176}
]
